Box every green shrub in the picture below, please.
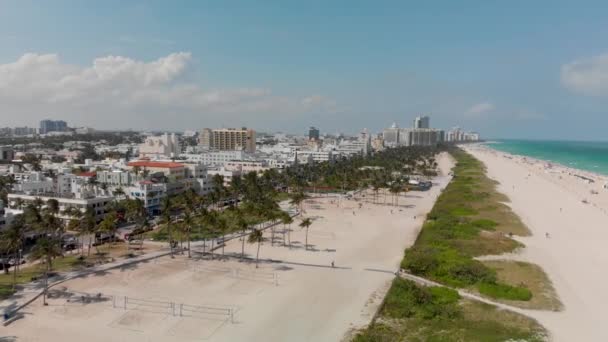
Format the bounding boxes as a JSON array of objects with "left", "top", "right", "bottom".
[
  {"left": 472, "top": 219, "right": 498, "bottom": 230},
  {"left": 402, "top": 246, "right": 440, "bottom": 274},
  {"left": 478, "top": 282, "right": 532, "bottom": 301},
  {"left": 382, "top": 278, "right": 462, "bottom": 320},
  {"left": 451, "top": 207, "right": 478, "bottom": 216}
]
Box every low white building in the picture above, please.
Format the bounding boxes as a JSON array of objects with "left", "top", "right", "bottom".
[
  {"left": 225, "top": 160, "right": 270, "bottom": 173},
  {"left": 97, "top": 170, "right": 137, "bottom": 187},
  {"left": 181, "top": 150, "right": 248, "bottom": 166},
  {"left": 139, "top": 133, "right": 180, "bottom": 159},
  {"left": 0, "top": 201, "right": 22, "bottom": 230},
  {"left": 12, "top": 172, "right": 54, "bottom": 195},
  {"left": 294, "top": 150, "right": 334, "bottom": 163},
  {"left": 207, "top": 168, "right": 241, "bottom": 186},
  {"left": 7, "top": 193, "right": 113, "bottom": 221},
  {"left": 125, "top": 181, "right": 167, "bottom": 215}
]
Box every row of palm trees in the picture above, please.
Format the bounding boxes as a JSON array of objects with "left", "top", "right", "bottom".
[{"left": 0, "top": 144, "right": 440, "bottom": 299}]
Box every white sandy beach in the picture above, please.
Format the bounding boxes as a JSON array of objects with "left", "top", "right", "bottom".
[
  {"left": 5, "top": 154, "right": 454, "bottom": 342},
  {"left": 464, "top": 144, "right": 608, "bottom": 342}
]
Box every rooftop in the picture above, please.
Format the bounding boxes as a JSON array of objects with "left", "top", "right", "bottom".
[{"left": 128, "top": 161, "right": 185, "bottom": 169}]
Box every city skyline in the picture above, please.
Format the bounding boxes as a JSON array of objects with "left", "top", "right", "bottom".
[{"left": 1, "top": 1, "right": 608, "bottom": 140}]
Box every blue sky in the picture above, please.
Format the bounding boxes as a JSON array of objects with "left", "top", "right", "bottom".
[{"left": 1, "top": 0, "right": 608, "bottom": 139}]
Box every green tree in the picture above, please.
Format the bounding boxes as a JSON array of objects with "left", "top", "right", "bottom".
[
  {"left": 1, "top": 215, "right": 26, "bottom": 285},
  {"left": 98, "top": 211, "right": 118, "bottom": 246},
  {"left": 299, "top": 217, "right": 313, "bottom": 250},
  {"left": 248, "top": 229, "right": 264, "bottom": 268},
  {"left": 280, "top": 211, "right": 294, "bottom": 248},
  {"left": 29, "top": 237, "right": 63, "bottom": 305},
  {"left": 160, "top": 196, "right": 175, "bottom": 258}
]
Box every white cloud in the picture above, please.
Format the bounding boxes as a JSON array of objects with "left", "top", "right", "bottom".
[
  {"left": 561, "top": 53, "right": 608, "bottom": 96},
  {"left": 465, "top": 102, "right": 495, "bottom": 117},
  {"left": 0, "top": 52, "right": 335, "bottom": 130}
]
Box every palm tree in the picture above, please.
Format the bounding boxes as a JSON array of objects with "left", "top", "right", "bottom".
[
  {"left": 113, "top": 187, "right": 125, "bottom": 199},
  {"left": 13, "top": 198, "right": 24, "bottom": 210},
  {"left": 299, "top": 217, "right": 313, "bottom": 250},
  {"left": 289, "top": 191, "right": 307, "bottom": 216},
  {"left": 30, "top": 237, "right": 62, "bottom": 305},
  {"left": 216, "top": 216, "right": 229, "bottom": 258},
  {"left": 181, "top": 210, "right": 194, "bottom": 258},
  {"left": 160, "top": 196, "right": 175, "bottom": 257},
  {"left": 211, "top": 174, "right": 226, "bottom": 209},
  {"left": 248, "top": 229, "right": 264, "bottom": 268},
  {"left": 98, "top": 211, "right": 118, "bottom": 246},
  {"left": 80, "top": 208, "right": 97, "bottom": 256},
  {"left": 280, "top": 212, "right": 294, "bottom": 248},
  {"left": 1, "top": 215, "right": 26, "bottom": 286},
  {"left": 234, "top": 209, "right": 249, "bottom": 260}
]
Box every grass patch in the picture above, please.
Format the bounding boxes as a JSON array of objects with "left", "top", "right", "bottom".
[
  {"left": 353, "top": 278, "right": 547, "bottom": 342},
  {"left": 481, "top": 260, "right": 563, "bottom": 311},
  {"left": 401, "top": 148, "right": 528, "bottom": 292},
  {"left": 478, "top": 282, "right": 532, "bottom": 301},
  {"left": 0, "top": 242, "right": 153, "bottom": 300}
]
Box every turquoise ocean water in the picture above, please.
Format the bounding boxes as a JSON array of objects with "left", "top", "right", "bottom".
[{"left": 485, "top": 140, "right": 608, "bottom": 176}]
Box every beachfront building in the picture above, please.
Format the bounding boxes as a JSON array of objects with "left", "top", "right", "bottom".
[
  {"left": 445, "top": 127, "right": 480, "bottom": 142},
  {"left": 413, "top": 115, "right": 430, "bottom": 129},
  {"left": 125, "top": 181, "right": 167, "bottom": 214},
  {"left": 383, "top": 123, "right": 401, "bottom": 147},
  {"left": 409, "top": 129, "right": 444, "bottom": 146},
  {"left": 138, "top": 133, "right": 180, "bottom": 159},
  {"left": 198, "top": 127, "right": 256, "bottom": 153},
  {"left": 7, "top": 193, "right": 113, "bottom": 221}
]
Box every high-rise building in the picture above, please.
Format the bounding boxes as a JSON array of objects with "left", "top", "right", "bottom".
[
  {"left": 408, "top": 128, "right": 444, "bottom": 146},
  {"left": 382, "top": 123, "right": 401, "bottom": 147},
  {"left": 198, "top": 127, "right": 256, "bottom": 153},
  {"left": 413, "top": 116, "right": 430, "bottom": 129},
  {"left": 309, "top": 126, "right": 320, "bottom": 141},
  {"left": 39, "top": 120, "right": 68, "bottom": 134},
  {"left": 13, "top": 127, "right": 36, "bottom": 136}
]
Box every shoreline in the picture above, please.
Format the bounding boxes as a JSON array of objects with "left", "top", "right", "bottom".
[
  {"left": 464, "top": 144, "right": 608, "bottom": 341},
  {"left": 471, "top": 143, "right": 608, "bottom": 217},
  {"left": 481, "top": 141, "right": 608, "bottom": 183}
]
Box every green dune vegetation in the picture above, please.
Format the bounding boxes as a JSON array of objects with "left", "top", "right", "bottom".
[
  {"left": 481, "top": 260, "right": 563, "bottom": 311},
  {"left": 401, "top": 148, "right": 534, "bottom": 300},
  {"left": 354, "top": 148, "right": 556, "bottom": 341},
  {"left": 353, "top": 278, "right": 547, "bottom": 342}
]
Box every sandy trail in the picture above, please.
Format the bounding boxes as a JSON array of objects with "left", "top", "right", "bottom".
[
  {"left": 465, "top": 145, "right": 608, "bottom": 342},
  {"left": 6, "top": 153, "right": 454, "bottom": 342}
]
